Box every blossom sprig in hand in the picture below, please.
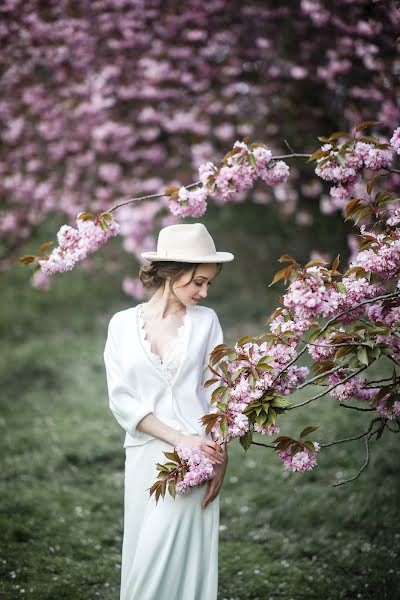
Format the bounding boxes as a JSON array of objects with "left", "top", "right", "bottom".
[{"left": 148, "top": 444, "right": 215, "bottom": 503}]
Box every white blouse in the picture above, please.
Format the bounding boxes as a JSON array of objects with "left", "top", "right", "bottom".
[
  {"left": 103, "top": 303, "right": 224, "bottom": 447},
  {"left": 137, "top": 303, "right": 186, "bottom": 386}
]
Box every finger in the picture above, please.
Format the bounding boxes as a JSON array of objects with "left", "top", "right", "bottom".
[
  {"left": 202, "top": 490, "right": 215, "bottom": 509},
  {"left": 202, "top": 445, "right": 223, "bottom": 464},
  {"left": 208, "top": 441, "right": 224, "bottom": 455}
]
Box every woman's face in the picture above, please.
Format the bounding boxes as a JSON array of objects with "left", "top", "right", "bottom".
[{"left": 171, "top": 263, "right": 219, "bottom": 307}]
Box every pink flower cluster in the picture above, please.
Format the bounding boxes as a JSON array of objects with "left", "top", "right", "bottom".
[
  {"left": 210, "top": 337, "right": 307, "bottom": 443},
  {"left": 351, "top": 227, "right": 400, "bottom": 279},
  {"left": 277, "top": 441, "right": 320, "bottom": 472},
  {"left": 269, "top": 309, "right": 312, "bottom": 339},
  {"left": 374, "top": 393, "right": 400, "bottom": 420},
  {"left": 254, "top": 423, "right": 280, "bottom": 436},
  {"left": 316, "top": 141, "right": 392, "bottom": 184},
  {"left": 171, "top": 140, "right": 291, "bottom": 216},
  {"left": 315, "top": 139, "right": 393, "bottom": 208},
  {"left": 376, "top": 334, "right": 400, "bottom": 363},
  {"left": 39, "top": 213, "right": 120, "bottom": 274},
  {"left": 386, "top": 209, "right": 400, "bottom": 227},
  {"left": 307, "top": 332, "right": 337, "bottom": 361},
  {"left": 338, "top": 275, "right": 384, "bottom": 323},
  {"left": 283, "top": 266, "right": 343, "bottom": 319},
  {"left": 390, "top": 127, "right": 400, "bottom": 155},
  {"left": 329, "top": 372, "right": 366, "bottom": 402},
  {"left": 168, "top": 186, "right": 208, "bottom": 218},
  {"left": 367, "top": 301, "right": 400, "bottom": 327},
  {"left": 175, "top": 443, "right": 215, "bottom": 495},
  {"left": 283, "top": 265, "right": 385, "bottom": 324}
]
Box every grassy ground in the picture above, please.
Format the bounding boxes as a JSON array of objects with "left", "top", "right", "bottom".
[{"left": 1, "top": 214, "right": 399, "bottom": 599}]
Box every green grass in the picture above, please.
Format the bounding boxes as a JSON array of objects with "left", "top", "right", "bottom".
[{"left": 1, "top": 220, "right": 399, "bottom": 600}]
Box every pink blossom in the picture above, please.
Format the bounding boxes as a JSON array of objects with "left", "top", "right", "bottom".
[
  {"left": 283, "top": 266, "right": 344, "bottom": 319},
  {"left": 329, "top": 372, "right": 365, "bottom": 402},
  {"left": 38, "top": 213, "right": 120, "bottom": 274},
  {"left": 254, "top": 423, "right": 280, "bottom": 435},
  {"left": 351, "top": 227, "right": 400, "bottom": 279},
  {"left": 277, "top": 441, "right": 320, "bottom": 472},
  {"left": 386, "top": 208, "right": 400, "bottom": 227},
  {"left": 390, "top": 127, "right": 400, "bottom": 155},
  {"left": 31, "top": 269, "right": 51, "bottom": 291},
  {"left": 374, "top": 394, "right": 400, "bottom": 420},
  {"left": 175, "top": 443, "right": 215, "bottom": 495},
  {"left": 168, "top": 186, "right": 208, "bottom": 217}
]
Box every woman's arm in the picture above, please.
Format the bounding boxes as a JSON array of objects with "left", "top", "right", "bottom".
[
  {"left": 202, "top": 442, "right": 228, "bottom": 509},
  {"left": 136, "top": 413, "right": 186, "bottom": 446},
  {"left": 137, "top": 413, "right": 225, "bottom": 464}
]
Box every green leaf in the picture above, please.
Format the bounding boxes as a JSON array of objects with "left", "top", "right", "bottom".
[
  {"left": 357, "top": 346, "right": 369, "bottom": 366},
  {"left": 335, "top": 282, "right": 347, "bottom": 294},
  {"left": 300, "top": 425, "right": 319, "bottom": 438},
  {"left": 304, "top": 440, "right": 316, "bottom": 453},
  {"left": 168, "top": 480, "right": 176, "bottom": 500},
  {"left": 239, "top": 430, "right": 253, "bottom": 451},
  {"left": 248, "top": 153, "right": 257, "bottom": 169}
]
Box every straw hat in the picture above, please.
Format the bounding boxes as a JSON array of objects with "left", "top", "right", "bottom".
[{"left": 141, "top": 223, "right": 234, "bottom": 263}]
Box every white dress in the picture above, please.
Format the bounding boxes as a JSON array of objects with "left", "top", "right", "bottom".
[{"left": 119, "top": 305, "right": 220, "bottom": 600}]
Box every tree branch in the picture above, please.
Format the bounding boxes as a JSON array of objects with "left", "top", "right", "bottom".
[
  {"left": 106, "top": 152, "right": 313, "bottom": 213},
  {"left": 320, "top": 418, "right": 382, "bottom": 448},
  {"left": 287, "top": 364, "right": 369, "bottom": 410},
  {"left": 331, "top": 423, "right": 379, "bottom": 487}
]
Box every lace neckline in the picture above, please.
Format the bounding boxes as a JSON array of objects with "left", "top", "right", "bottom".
[{"left": 137, "top": 303, "right": 188, "bottom": 365}]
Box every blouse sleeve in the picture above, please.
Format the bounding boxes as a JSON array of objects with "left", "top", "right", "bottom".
[
  {"left": 103, "top": 318, "right": 153, "bottom": 441},
  {"left": 201, "top": 310, "right": 224, "bottom": 394}
]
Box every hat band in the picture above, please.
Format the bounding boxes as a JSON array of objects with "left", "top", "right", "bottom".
[{"left": 157, "top": 247, "right": 215, "bottom": 258}]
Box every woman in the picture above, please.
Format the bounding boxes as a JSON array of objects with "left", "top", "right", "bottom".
[{"left": 103, "top": 222, "right": 234, "bottom": 600}]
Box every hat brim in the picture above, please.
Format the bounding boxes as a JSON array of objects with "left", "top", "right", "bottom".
[{"left": 141, "top": 251, "right": 234, "bottom": 263}]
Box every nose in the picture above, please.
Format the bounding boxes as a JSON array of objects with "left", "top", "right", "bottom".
[{"left": 199, "top": 286, "right": 208, "bottom": 298}]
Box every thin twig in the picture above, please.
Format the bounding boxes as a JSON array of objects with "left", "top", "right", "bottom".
[
  {"left": 385, "top": 422, "right": 400, "bottom": 433},
  {"left": 250, "top": 441, "right": 276, "bottom": 449},
  {"left": 320, "top": 418, "right": 381, "bottom": 448},
  {"left": 388, "top": 355, "right": 400, "bottom": 367},
  {"left": 340, "top": 404, "right": 378, "bottom": 412},
  {"left": 382, "top": 166, "right": 400, "bottom": 175},
  {"left": 332, "top": 426, "right": 377, "bottom": 487},
  {"left": 298, "top": 364, "right": 343, "bottom": 389}
]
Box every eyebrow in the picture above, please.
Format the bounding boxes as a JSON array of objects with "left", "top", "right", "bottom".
[{"left": 195, "top": 276, "right": 213, "bottom": 281}]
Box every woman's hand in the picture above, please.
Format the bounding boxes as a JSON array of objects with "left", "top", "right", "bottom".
[
  {"left": 177, "top": 433, "right": 225, "bottom": 465},
  {"left": 202, "top": 444, "right": 228, "bottom": 509}
]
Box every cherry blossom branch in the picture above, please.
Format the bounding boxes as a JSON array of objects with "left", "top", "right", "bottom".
[
  {"left": 269, "top": 291, "right": 400, "bottom": 389},
  {"left": 318, "top": 291, "right": 400, "bottom": 337},
  {"left": 382, "top": 166, "right": 400, "bottom": 175},
  {"left": 287, "top": 364, "right": 369, "bottom": 410},
  {"left": 106, "top": 151, "right": 312, "bottom": 214}
]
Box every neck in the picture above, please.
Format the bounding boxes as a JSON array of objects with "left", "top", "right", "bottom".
[{"left": 144, "top": 286, "right": 187, "bottom": 319}]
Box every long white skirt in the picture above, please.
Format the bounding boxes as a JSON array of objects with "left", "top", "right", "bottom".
[{"left": 120, "top": 437, "right": 220, "bottom": 600}]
